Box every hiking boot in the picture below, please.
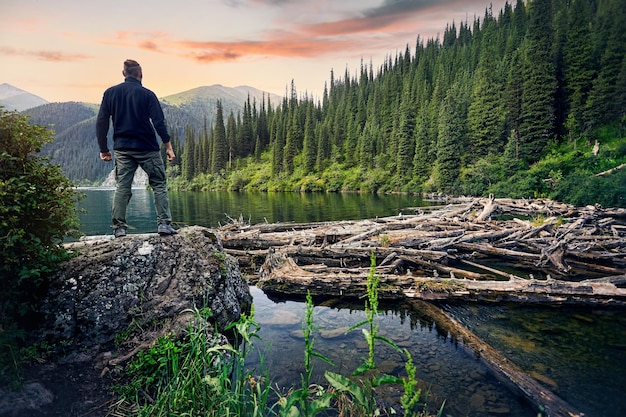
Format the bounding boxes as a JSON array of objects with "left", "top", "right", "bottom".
[
  {"left": 114, "top": 227, "right": 127, "bottom": 238},
  {"left": 158, "top": 224, "right": 177, "bottom": 236}
]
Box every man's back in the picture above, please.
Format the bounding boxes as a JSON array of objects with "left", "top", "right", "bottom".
[{"left": 96, "top": 77, "right": 169, "bottom": 153}]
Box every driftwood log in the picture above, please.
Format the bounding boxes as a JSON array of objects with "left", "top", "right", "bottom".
[{"left": 218, "top": 197, "right": 626, "bottom": 306}]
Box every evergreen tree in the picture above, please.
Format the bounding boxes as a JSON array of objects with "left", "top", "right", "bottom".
[
  {"left": 584, "top": 0, "right": 626, "bottom": 128},
  {"left": 504, "top": 48, "right": 524, "bottom": 143},
  {"left": 302, "top": 103, "right": 317, "bottom": 173},
  {"left": 562, "top": 0, "right": 595, "bottom": 135},
  {"left": 226, "top": 112, "right": 237, "bottom": 170},
  {"left": 271, "top": 105, "right": 286, "bottom": 176},
  {"left": 412, "top": 106, "right": 434, "bottom": 182},
  {"left": 181, "top": 126, "right": 196, "bottom": 181},
  {"left": 518, "top": 0, "right": 557, "bottom": 163},
  {"left": 436, "top": 87, "right": 465, "bottom": 194},
  {"left": 238, "top": 96, "right": 254, "bottom": 157},
  {"left": 467, "top": 15, "right": 506, "bottom": 159},
  {"left": 283, "top": 107, "right": 302, "bottom": 174},
  {"left": 211, "top": 100, "right": 227, "bottom": 173},
  {"left": 395, "top": 79, "right": 416, "bottom": 180},
  {"left": 315, "top": 120, "right": 331, "bottom": 172},
  {"left": 255, "top": 94, "right": 270, "bottom": 158},
  {"left": 197, "top": 117, "right": 210, "bottom": 174}
]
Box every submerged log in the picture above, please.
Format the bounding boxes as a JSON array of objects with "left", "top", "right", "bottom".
[{"left": 413, "top": 300, "right": 584, "bottom": 417}]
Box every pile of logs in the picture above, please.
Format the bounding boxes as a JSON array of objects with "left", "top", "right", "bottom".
[{"left": 218, "top": 197, "right": 626, "bottom": 305}]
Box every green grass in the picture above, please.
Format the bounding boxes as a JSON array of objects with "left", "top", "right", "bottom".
[{"left": 114, "top": 255, "right": 445, "bottom": 416}]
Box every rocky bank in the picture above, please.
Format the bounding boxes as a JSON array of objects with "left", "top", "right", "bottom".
[{"left": 0, "top": 226, "right": 252, "bottom": 417}]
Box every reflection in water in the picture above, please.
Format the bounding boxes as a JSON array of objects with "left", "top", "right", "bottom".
[
  {"left": 77, "top": 189, "right": 428, "bottom": 236},
  {"left": 171, "top": 190, "right": 428, "bottom": 228},
  {"left": 77, "top": 187, "right": 158, "bottom": 234},
  {"left": 247, "top": 287, "right": 537, "bottom": 417}
]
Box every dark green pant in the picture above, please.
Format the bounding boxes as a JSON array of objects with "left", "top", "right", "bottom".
[{"left": 112, "top": 150, "right": 172, "bottom": 229}]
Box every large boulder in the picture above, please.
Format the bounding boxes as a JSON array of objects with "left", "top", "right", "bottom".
[
  {"left": 1, "top": 226, "right": 252, "bottom": 417},
  {"left": 41, "top": 225, "right": 252, "bottom": 347}
]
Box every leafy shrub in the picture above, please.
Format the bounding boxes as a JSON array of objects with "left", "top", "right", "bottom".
[
  {"left": 296, "top": 175, "right": 325, "bottom": 192},
  {"left": 553, "top": 169, "right": 626, "bottom": 207},
  {"left": 460, "top": 155, "right": 506, "bottom": 196},
  {"left": 321, "top": 163, "right": 345, "bottom": 192},
  {"left": 0, "top": 108, "right": 82, "bottom": 323}
]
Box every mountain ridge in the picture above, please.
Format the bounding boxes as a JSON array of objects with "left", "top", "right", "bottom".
[
  {"left": 1, "top": 82, "right": 282, "bottom": 108},
  {"left": 162, "top": 84, "right": 281, "bottom": 106},
  {"left": 0, "top": 83, "right": 49, "bottom": 111},
  {"left": 14, "top": 83, "right": 282, "bottom": 185}
]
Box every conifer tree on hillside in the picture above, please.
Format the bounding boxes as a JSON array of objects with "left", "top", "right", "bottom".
[
  {"left": 237, "top": 96, "right": 254, "bottom": 158},
  {"left": 255, "top": 95, "right": 270, "bottom": 158},
  {"left": 412, "top": 106, "right": 434, "bottom": 183},
  {"left": 395, "top": 80, "right": 416, "bottom": 182},
  {"left": 283, "top": 107, "right": 302, "bottom": 175},
  {"left": 584, "top": 0, "right": 626, "bottom": 129},
  {"left": 196, "top": 117, "right": 210, "bottom": 174},
  {"left": 562, "top": 0, "right": 595, "bottom": 136},
  {"left": 467, "top": 11, "right": 506, "bottom": 160},
  {"left": 211, "top": 101, "right": 227, "bottom": 173},
  {"left": 436, "top": 85, "right": 466, "bottom": 194},
  {"left": 302, "top": 103, "right": 317, "bottom": 173},
  {"left": 271, "top": 105, "right": 286, "bottom": 176},
  {"left": 315, "top": 120, "right": 331, "bottom": 173},
  {"left": 181, "top": 127, "right": 196, "bottom": 181},
  {"left": 226, "top": 112, "right": 237, "bottom": 170},
  {"left": 518, "top": 0, "right": 557, "bottom": 164}
]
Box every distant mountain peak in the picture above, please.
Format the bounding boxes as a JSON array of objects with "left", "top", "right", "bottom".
[
  {"left": 161, "top": 84, "right": 281, "bottom": 107},
  {"left": 0, "top": 83, "right": 48, "bottom": 111}
]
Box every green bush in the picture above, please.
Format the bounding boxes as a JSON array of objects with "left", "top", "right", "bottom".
[
  {"left": 0, "top": 108, "right": 82, "bottom": 323},
  {"left": 553, "top": 169, "right": 626, "bottom": 207}
]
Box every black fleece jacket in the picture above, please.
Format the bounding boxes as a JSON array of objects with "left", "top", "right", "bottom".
[{"left": 96, "top": 77, "right": 170, "bottom": 153}]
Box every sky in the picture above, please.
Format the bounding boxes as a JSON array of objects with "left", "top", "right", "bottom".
[{"left": 0, "top": 0, "right": 508, "bottom": 104}]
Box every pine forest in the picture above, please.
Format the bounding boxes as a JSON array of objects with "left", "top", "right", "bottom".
[
  {"left": 73, "top": 0, "right": 626, "bottom": 206},
  {"left": 173, "top": 0, "right": 625, "bottom": 205}
]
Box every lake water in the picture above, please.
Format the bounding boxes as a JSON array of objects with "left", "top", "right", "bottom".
[
  {"left": 76, "top": 187, "right": 430, "bottom": 235},
  {"left": 75, "top": 188, "right": 626, "bottom": 417}
]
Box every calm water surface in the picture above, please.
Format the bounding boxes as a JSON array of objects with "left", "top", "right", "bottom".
[
  {"left": 76, "top": 187, "right": 428, "bottom": 235},
  {"left": 75, "top": 188, "right": 626, "bottom": 417}
]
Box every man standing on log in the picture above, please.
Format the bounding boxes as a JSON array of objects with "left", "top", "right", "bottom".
[{"left": 96, "top": 59, "right": 177, "bottom": 238}]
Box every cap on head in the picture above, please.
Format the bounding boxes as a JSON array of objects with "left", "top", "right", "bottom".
[{"left": 123, "top": 59, "right": 142, "bottom": 78}]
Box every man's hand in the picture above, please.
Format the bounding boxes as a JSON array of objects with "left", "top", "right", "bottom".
[
  {"left": 100, "top": 152, "right": 112, "bottom": 162},
  {"left": 165, "top": 142, "right": 175, "bottom": 161}
]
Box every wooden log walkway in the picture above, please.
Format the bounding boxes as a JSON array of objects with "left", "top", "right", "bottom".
[{"left": 218, "top": 197, "right": 626, "bottom": 306}]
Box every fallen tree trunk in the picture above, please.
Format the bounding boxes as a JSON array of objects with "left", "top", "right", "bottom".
[
  {"left": 412, "top": 300, "right": 585, "bottom": 417},
  {"left": 258, "top": 250, "right": 626, "bottom": 305}
]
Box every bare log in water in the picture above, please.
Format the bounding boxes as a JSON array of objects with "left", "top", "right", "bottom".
[{"left": 414, "top": 300, "right": 585, "bottom": 417}]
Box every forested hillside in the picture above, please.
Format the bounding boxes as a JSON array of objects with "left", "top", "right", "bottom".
[
  {"left": 175, "top": 0, "right": 626, "bottom": 207},
  {"left": 22, "top": 87, "right": 279, "bottom": 184}
]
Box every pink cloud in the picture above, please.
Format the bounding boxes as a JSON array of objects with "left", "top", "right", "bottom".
[
  {"left": 176, "top": 36, "right": 363, "bottom": 62},
  {"left": 0, "top": 46, "right": 91, "bottom": 62},
  {"left": 92, "top": 1, "right": 494, "bottom": 64}
]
